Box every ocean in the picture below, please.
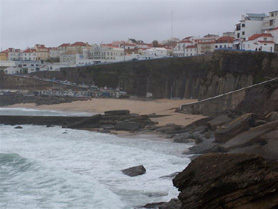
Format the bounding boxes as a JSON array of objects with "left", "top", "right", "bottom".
[{"left": 0, "top": 108, "right": 191, "bottom": 209}]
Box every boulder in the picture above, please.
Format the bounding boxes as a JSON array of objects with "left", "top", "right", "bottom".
[
  {"left": 159, "top": 198, "right": 182, "bottom": 209},
  {"left": 206, "top": 115, "right": 233, "bottom": 130},
  {"left": 266, "top": 112, "right": 278, "bottom": 122},
  {"left": 173, "top": 132, "right": 193, "bottom": 143},
  {"left": 121, "top": 165, "right": 146, "bottom": 177},
  {"left": 104, "top": 110, "right": 130, "bottom": 116},
  {"left": 14, "top": 126, "right": 23, "bottom": 129},
  {"left": 115, "top": 122, "right": 141, "bottom": 132},
  {"left": 215, "top": 113, "right": 255, "bottom": 143},
  {"left": 223, "top": 120, "right": 278, "bottom": 151},
  {"left": 173, "top": 153, "right": 278, "bottom": 209},
  {"left": 155, "top": 124, "right": 182, "bottom": 134}
]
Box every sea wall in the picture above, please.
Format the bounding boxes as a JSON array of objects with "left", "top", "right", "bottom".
[{"left": 179, "top": 78, "right": 278, "bottom": 116}]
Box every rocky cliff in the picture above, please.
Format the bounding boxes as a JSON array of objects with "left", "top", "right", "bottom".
[
  {"left": 173, "top": 153, "right": 278, "bottom": 209},
  {"left": 32, "top": 51, "right": 278, "bottom": 99}
]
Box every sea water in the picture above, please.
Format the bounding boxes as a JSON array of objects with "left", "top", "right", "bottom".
[{"left": 0, "top": 108, "right": 191, "bottom": 209}]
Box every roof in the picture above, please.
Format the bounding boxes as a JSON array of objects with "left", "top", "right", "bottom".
[
  {"left": 1, "top": 48, "right": 21, "bottom": 53},
  {"left": 198, "top": 41, "right": 216, "bottom": 44},
  {"left": 186, "top": 45, "right": 197, "bottom": 48},
  {"left": 23, "top": 48, "right": 37, "bottom": 53},
  {"left": 248, "top": 33, "right": 273, "bottom": 40},
  {"left": 216, "top": 36, "right": 234, "bottom": 43},
  {"left": 71, "top": 42, "right": 89, "bottom": 47},
  {"left": 179, "top": 40, "right": 193, "bottom": 43},
  {"left": 59, "top": 43, "right": 71, "bottom": 48},
  {"left": 182, "top": 36, "right": 193, "bottom": 40}
]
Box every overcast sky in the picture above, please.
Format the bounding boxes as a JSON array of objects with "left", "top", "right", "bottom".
[{"left": 0, "top": 0, "right": 277, "bottom": 50}]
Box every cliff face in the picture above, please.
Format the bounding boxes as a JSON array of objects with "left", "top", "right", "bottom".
[
  {"left": 173, "top": 153, "right": 278, "bottom": 209},
  {"left": 54, "top": 51, "right": 278, "bottom": 99},
  {"left": 5, "top": 51, "right": 278, "bottom": 99}
]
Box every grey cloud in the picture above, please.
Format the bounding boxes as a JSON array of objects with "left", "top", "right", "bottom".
[{"left": 0, "top": 0, "right": 277, "bottom": 49}]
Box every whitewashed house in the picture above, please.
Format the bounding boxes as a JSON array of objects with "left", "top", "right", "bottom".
[
  {"left": 263, "top": 10, "right": 278, "bottom": 31},
  {"left": 173, "top": 40, "right": 194, "bottom": 57},
  {"left": 143, "top": 47, "right": 167, "bottom": 57},
  {"left": 235, "top": 13, "right": 266, "bottom": 40},
  {"left": 242, "top": 33, "right": 275, "bottom": 52},
  {"left": 7, "top": 49, "right": 22, "bottom": 61},
  {"left": 215, "top": 37, "right": 234, "bottom": 50},
  {"left": 22, "top": 48, "right": 38, "bottom": 61},
  {"left": 184, "top": 45, "right": 198, "bottom": 56},
  {"left": 4, "top": 66, "right": 21, "bottom": 74}
]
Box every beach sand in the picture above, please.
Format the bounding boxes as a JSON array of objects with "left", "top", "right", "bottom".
[{"left": 6, "top": 98, "right": 206, "bottom": 126}]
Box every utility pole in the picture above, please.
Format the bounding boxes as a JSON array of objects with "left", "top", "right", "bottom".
[{"left": 171, "top": 10, "right": 174, "bottom": 38}]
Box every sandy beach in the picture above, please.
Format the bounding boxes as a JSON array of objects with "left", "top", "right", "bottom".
[{"left": 6, "top": 98, "right": 205, "bottom": 126}]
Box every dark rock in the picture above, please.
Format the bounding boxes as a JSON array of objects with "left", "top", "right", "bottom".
[
  {"left": 173, "top": 153, "right": 278, "bottom": 209},
  {"left": 193, "top": 125, "right": 208, "bottom": 133},
  {"left": 140, "top": 202, "right": 165, "bottom": 208},
  {"left": 46, "top": 124, "right": 54, "bottom": 128},
  {"left": 215, "top": 113, "right": 255, "bottom": 143},
  {"left": 223, "top": 120, "right": 278, "bottom": 151},
  {"left": 187, "top": 138, "right": 216, "bottom": 154},
  {"left": 66, "top": 114, "right": 102, "bottom": 128},
  {"left": 173, "top": 132, "right": 193, "bottom": 143},
  {"left": 99, "top": 129, "right": 111, "bottom": 134},
  {"left": 104, "top": 110, "right": 130, "bottom": 116},
  {"left": 115, "top": 122, "right": 141, "bottom": 132},
  {"left": 122, "top": 165, "right": 146, "bottom": 177},
  {"left": 159, "top": 198, "right": 182, "bottom": 209},
  {"left": 206, "top": 115, "right": 233, "bottom": 130},
  {"left": 266, "top": 112, "right": 278, "bottom": 122},
  {"left": 254, "top": 119, "right": 267, "bottom": 127},
  {"left": 192, "top": 132, "right": 206, "bottom": 144},
  {"left": 99, "top": 124, "right": 115, "bottom": 129},
  {"left": 14, "top": 126, "right": 23, "bottom": 129},
  {"left": 156, "top": 125, "right": 182, "bottom": 134}
]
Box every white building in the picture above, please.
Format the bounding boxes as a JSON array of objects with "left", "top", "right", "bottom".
[
  {"left": 215, "top": 37, "right": 234, "bottom": 50},
  {"left": 89, "top": 45, "right": 124, "bottom": 62},
  {"left": 235, "top": 13, "right": 267, "bottom": 40},
  {"left": 7, "top": 49, "right": 22, "bottom": 61},
  {"left": 242, "top": 33, "right": 275, "bottom": 52},
  {"left": 3, "top": 66, "right": 21, "bottom": 74},
  {"left": 22, "top": 48, "right": 38, "bottom": 61},
  {"left": 49, "top": 47, "right": 60, "bottom": 58},
  {"left": 143, "top": 47, "right": 167, "bottom": 57},
  {"left": 60, "top": 52, "right": 77, "bottom": 65},
  {"left": 196, "top": 34, "right": 219, "bottom": 54},
  {"left": 184, "top": 45, "right": 198, "bottom": 57},
  {"left": 173, "top": 40, "right": 194, "bottom": 57},
  {"left": 263, "top": 10, "right": 278, "bottom": 31}
]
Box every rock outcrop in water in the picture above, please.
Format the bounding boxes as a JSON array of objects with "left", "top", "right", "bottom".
[
  {"left": 173, "top": 153, "right": 278, "bottom": 209},
  {"left": 122, "top": 165, "right": 146, "bottom": 177}
]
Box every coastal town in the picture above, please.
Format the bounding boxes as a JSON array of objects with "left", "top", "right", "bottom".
[
  {"left": 0, "top": 10, "right": 278, "bottom": 75},
  {"left": 1, "top": 0, "right": 278, "bottom": 208}
]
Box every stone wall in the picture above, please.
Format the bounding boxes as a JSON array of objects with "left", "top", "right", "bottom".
[{"left": 179, "top": 78, "right": 278, "bottom": 116}]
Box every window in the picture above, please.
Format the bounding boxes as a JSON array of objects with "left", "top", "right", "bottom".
[
  {"left": 264, "top": 38, "right": 267, "bottom": 41},
  {"left": 242, "top": 31, "right": 245, "bottom": 35},
  {"left": 237, "top": 33, "right": 240, "bottom": 38},
  {"left": 242, "top": 24, "right": 245, "bottom": 27}
]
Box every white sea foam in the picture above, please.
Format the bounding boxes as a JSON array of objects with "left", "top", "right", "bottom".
[{"left": 0, "top": 108, "right": 191, "bottom": 209}]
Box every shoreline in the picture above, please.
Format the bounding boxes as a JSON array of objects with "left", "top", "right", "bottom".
[{"left": 5, "top": 98, "right": 206, "bottom": 127}]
